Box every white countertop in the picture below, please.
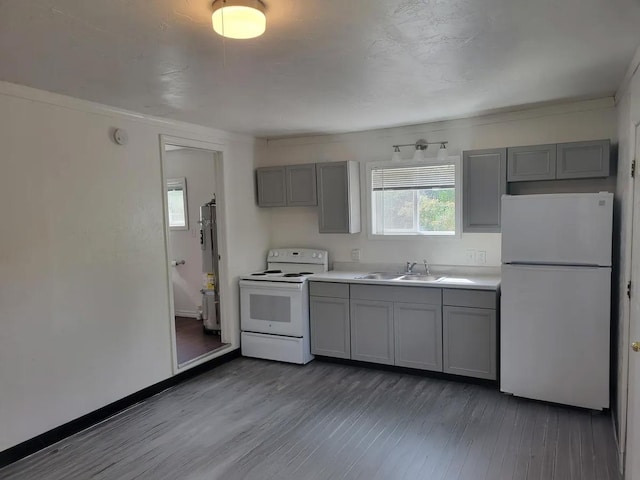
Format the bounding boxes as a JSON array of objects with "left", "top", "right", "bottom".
[{"left": 308, "top": 271, "right": 501, "bottom": 291}]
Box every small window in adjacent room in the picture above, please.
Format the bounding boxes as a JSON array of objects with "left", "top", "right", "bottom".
[
  {"left": 167, "top": 177, "right": 188, "bottom": 230},
  {"left": 370, "top": 162, "right": 459, "bottom": 236}
]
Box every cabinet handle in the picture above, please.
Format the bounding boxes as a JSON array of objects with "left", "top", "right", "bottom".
[{"left": 633, "top": 342, "right": 640, "bottom": 353}]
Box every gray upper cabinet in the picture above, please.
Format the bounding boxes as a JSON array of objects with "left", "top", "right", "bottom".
[
  {"left": 310, "top": 295, "right": 350, "bottom": 359},
  {"left": 556, "top": 140, "right": 610, "bottom": 179},
  {"left": 286, "top": 164, "right": 317, "bottom": 206},
  {"left": 257, "top": 164, "right": 317, "bottom": 207},
  {"left": 507, "top": 144, "right": 556, "bottom": 182},
  {"left": 463, "top": 148, "right": 507, "bottom": 233},
  {"left": 442, "top": 305, "right": 496, "bottom": 380},
  {"left": 316, "top": 161, "right": 361, "bottom": 234},
  {"left": 394, "top": 302, "right": 443, "bottom": 372},
  {"left": 350, "top": 299, "right": 394, "bottom": 365},
  {"left": 256, "top": 167, "right": 286, "bottom": 207}
]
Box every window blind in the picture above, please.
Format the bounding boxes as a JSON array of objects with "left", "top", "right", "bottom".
[{"left": 372, "top": 164, "right": 455, "bottom": 191}]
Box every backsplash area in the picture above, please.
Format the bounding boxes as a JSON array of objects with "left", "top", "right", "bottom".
[{"left": 268, "top": 206, "right": 502, "bottom": 267}]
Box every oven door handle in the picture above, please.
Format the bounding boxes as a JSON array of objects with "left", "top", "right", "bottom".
[{"left": 239, "top": 280, "right": 304, "bottom": 291}]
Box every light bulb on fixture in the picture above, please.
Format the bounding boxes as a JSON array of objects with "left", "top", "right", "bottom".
[
  {"left": 437, "top": 143, "right": 448, "bottom": 160},
  {"left": 391, "top": 146, "right": 402, "bottom": 162},
  {"left": 212, "top": 0, "right": 266, "bottom": 39},
  {"left": 412, "top": 144, "right": 427, "bottom": 162}
]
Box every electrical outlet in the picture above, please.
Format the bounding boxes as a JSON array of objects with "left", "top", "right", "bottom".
[
  {"left": 351, "top": 248, "right": 361, "bottom": 262},
  {"left": 477, "top": 250, "right": 487, "bottom": 265},
  {"left": 465, "top": 249, "right": 477, "bottom": 264}
]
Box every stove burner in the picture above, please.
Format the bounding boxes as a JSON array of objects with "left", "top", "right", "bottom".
[
  {"left": 299, "top": 272, "right": 314, "bottom": 275},
  {"left": 283, "top": 273, "right": 303, "bottom": 278},
  {"left": 264, "top": 270, "right": 282, "bottom": 274},
  {"left": 251, "top": 273, "right": 267, "bottom": 276}
]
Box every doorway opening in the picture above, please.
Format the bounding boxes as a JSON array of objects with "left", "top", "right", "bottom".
[{"left": 162, "top": 140, "right": 229, "bottom": 369}]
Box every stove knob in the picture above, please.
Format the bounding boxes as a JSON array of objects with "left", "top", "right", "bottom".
[
  {"left": 274, "top": 252, "right": 279, "bottom": 257},
  {"left": 312, "top": 253, "right": 317, "bottom": 258},
  {"left": 318, "top": 253, "right": 323, "bottom": 259},
  {"left": 268, "top": 251, "right": 274, "bottom": 257}
]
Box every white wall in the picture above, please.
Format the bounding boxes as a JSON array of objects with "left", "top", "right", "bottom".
[
  {"left": 0, "top": 81, "right": 270, "bottom": 452},
  {"left": 166, "top": 148, "right": 216, "bottom": 317},
  {"left": 614, "top": 48, "right": 640, "bottom": 472},
  {"left": 258, "top": 99, "right": 616, "bottom": 268}
]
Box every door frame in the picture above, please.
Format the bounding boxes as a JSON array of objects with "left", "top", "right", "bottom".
[
  {"left": 159, "top": 134, "right": 235, "bottom": 374},
  {"left": 624, "top": 122, "right": 640, "bottom": 476}
]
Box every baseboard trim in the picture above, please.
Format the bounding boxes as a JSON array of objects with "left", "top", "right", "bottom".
[
  {"left": 314, "top": 356, "right": 499, "bottom": 388},
  {"left": 175, "top": 309, "right": 199, "bottom": 318},
  {"left": 0, "top": 349, "right": 240, "bottom": 469}
]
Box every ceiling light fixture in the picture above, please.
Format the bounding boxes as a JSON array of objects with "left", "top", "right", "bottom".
[
  {"left": 436, "top": 143, "right": 448, "bottom": 160},
  {"left": 212, "top": 0, "right": 266, "bottom": 39},
  {"left": 391, "top": 139, "right": 449, "bottom": 163},
  {"left": 391, "top": 146, "right": 402, "bottom": 162}
]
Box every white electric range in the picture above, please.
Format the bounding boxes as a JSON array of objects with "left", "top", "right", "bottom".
[{"left": 239, "top": 248, "right": 329, "bottom": 364}]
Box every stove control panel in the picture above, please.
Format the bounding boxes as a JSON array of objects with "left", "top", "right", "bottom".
[{"left": 268, "top": 248, "right": 329, "bottom": 265}]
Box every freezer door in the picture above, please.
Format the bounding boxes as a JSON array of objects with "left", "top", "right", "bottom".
[
  {"left": 500, "top": 264, "right": 611, "bottom": 409},
  {"left": 501, "top": 193, "right": 613, "bottom": 266}
]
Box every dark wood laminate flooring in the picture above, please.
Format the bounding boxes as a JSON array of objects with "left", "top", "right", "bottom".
[
  {"left": 0, "top": 358, "right": 620, "bottom": 480},
  {"left": 175, "top": 316, "right": 225, "bottom": 365}
]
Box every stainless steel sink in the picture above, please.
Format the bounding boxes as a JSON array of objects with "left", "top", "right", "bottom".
[
  {"left": 355, "top": 272, "right": 402, "bottom": 280},
  {"left": 398, "top": 274, "right": 442, "bottom": 282}
]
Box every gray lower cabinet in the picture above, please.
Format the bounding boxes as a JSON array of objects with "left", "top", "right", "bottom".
[
  {"left": 316, "top": 161, "right": 361, "bottom": 234},
  {"left": 350, "top": 299, "right": 394, "bottom": 365},
  {"left": 507, "top": 144, "right": 556, "bottom": 182},
  {"left": 310, "top": 296, "right": 350, "bottom": 358},
  {"left": 442, "top": 306, "right": 497, "bottom": 380},
  {"left": 463, "top": 148, "right": 507, "bottom": 233},
  {"left": 394, "top": 302, "right": 442, "bottom": 372},
  {"left": 556, "top": 140, "right": 610, "bottom": 179},
  {"left": 286, "top": 164, "right": 317, "bottom": 206},
  {"left": 256, "top": 166, "right": 286, "bottom": 207}
]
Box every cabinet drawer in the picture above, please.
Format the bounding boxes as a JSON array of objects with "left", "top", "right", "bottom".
[
  {"left": 310, "top": 282, "right": 350, "bottom": 299},
  {"left": 350, "top": 284, "right": 441, "bottom": 305},
  {"left": 443, "top": 289, "right": 497, "bottom": 309}
]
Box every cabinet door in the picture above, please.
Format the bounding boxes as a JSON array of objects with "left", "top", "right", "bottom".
[
  {"left": 286, "top": 164, "right": 317, "bottom": 206},
  {"left": 310, "top": 296, "right": 350, "bottom": 358},
  {"left": 350, "top": 299, "right": 394, "bottom": 365},
  {"left": 443, "top": 306, "right": 496, "bottom": 380},
  {"left": 556, "top": 140, "right": 610, "bottom": 179},
  {"left": 507, "top": 144, "right": 556, "bottom": 182},
  {"left": 463, "top": 149, "right": 507, "bottom": 233},
  {"left": 316, "top": 161, "right": 361, "bottom": 233},
  {"left": 394, "top": 303, "right": 442, "bottom": 372},
  {"left": 256, "top": 167, "right": 286, "bottom": 207}
]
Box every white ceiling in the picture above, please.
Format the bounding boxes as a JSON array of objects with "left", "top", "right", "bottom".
[{"left": 1, "top": 0, "right": 639, "bottom": 138}]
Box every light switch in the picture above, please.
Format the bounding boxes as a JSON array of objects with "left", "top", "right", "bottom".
[
  {"left": 351, "top": 248, "right": 361, "bottom": 262},
  {"left": 477, "top": 250, "right": 486, "bottom": 265}
]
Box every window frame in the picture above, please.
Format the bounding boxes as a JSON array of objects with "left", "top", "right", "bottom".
[
  {"left": 167, "top": 177, "right": 189, "bottom": 231},
  {"left": 366, "top": 157, "right": 462, "bottom": 240}
]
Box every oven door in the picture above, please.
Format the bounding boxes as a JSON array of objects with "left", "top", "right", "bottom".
[{"left": 240, "top": 280, "right": 308, "bottom": 337}]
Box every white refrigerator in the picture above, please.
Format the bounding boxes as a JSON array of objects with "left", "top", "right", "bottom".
[{"left": 500, "top": 192, "right": 613, "bottom": 410}]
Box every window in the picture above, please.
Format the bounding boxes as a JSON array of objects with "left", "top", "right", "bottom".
[
  {"left": 370, "top": 162, "right": 458, "bottom": 236},
  {"left": 167, "top": 177, "right": 188, "bottom": 230}
]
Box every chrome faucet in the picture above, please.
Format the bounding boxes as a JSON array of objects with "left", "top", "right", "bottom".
[
  {"left": 423, "top": 259, "right": 431, "bottom": 276},
  {"left": 405, "top": 262, "right": 417, "bottom": 274}
]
